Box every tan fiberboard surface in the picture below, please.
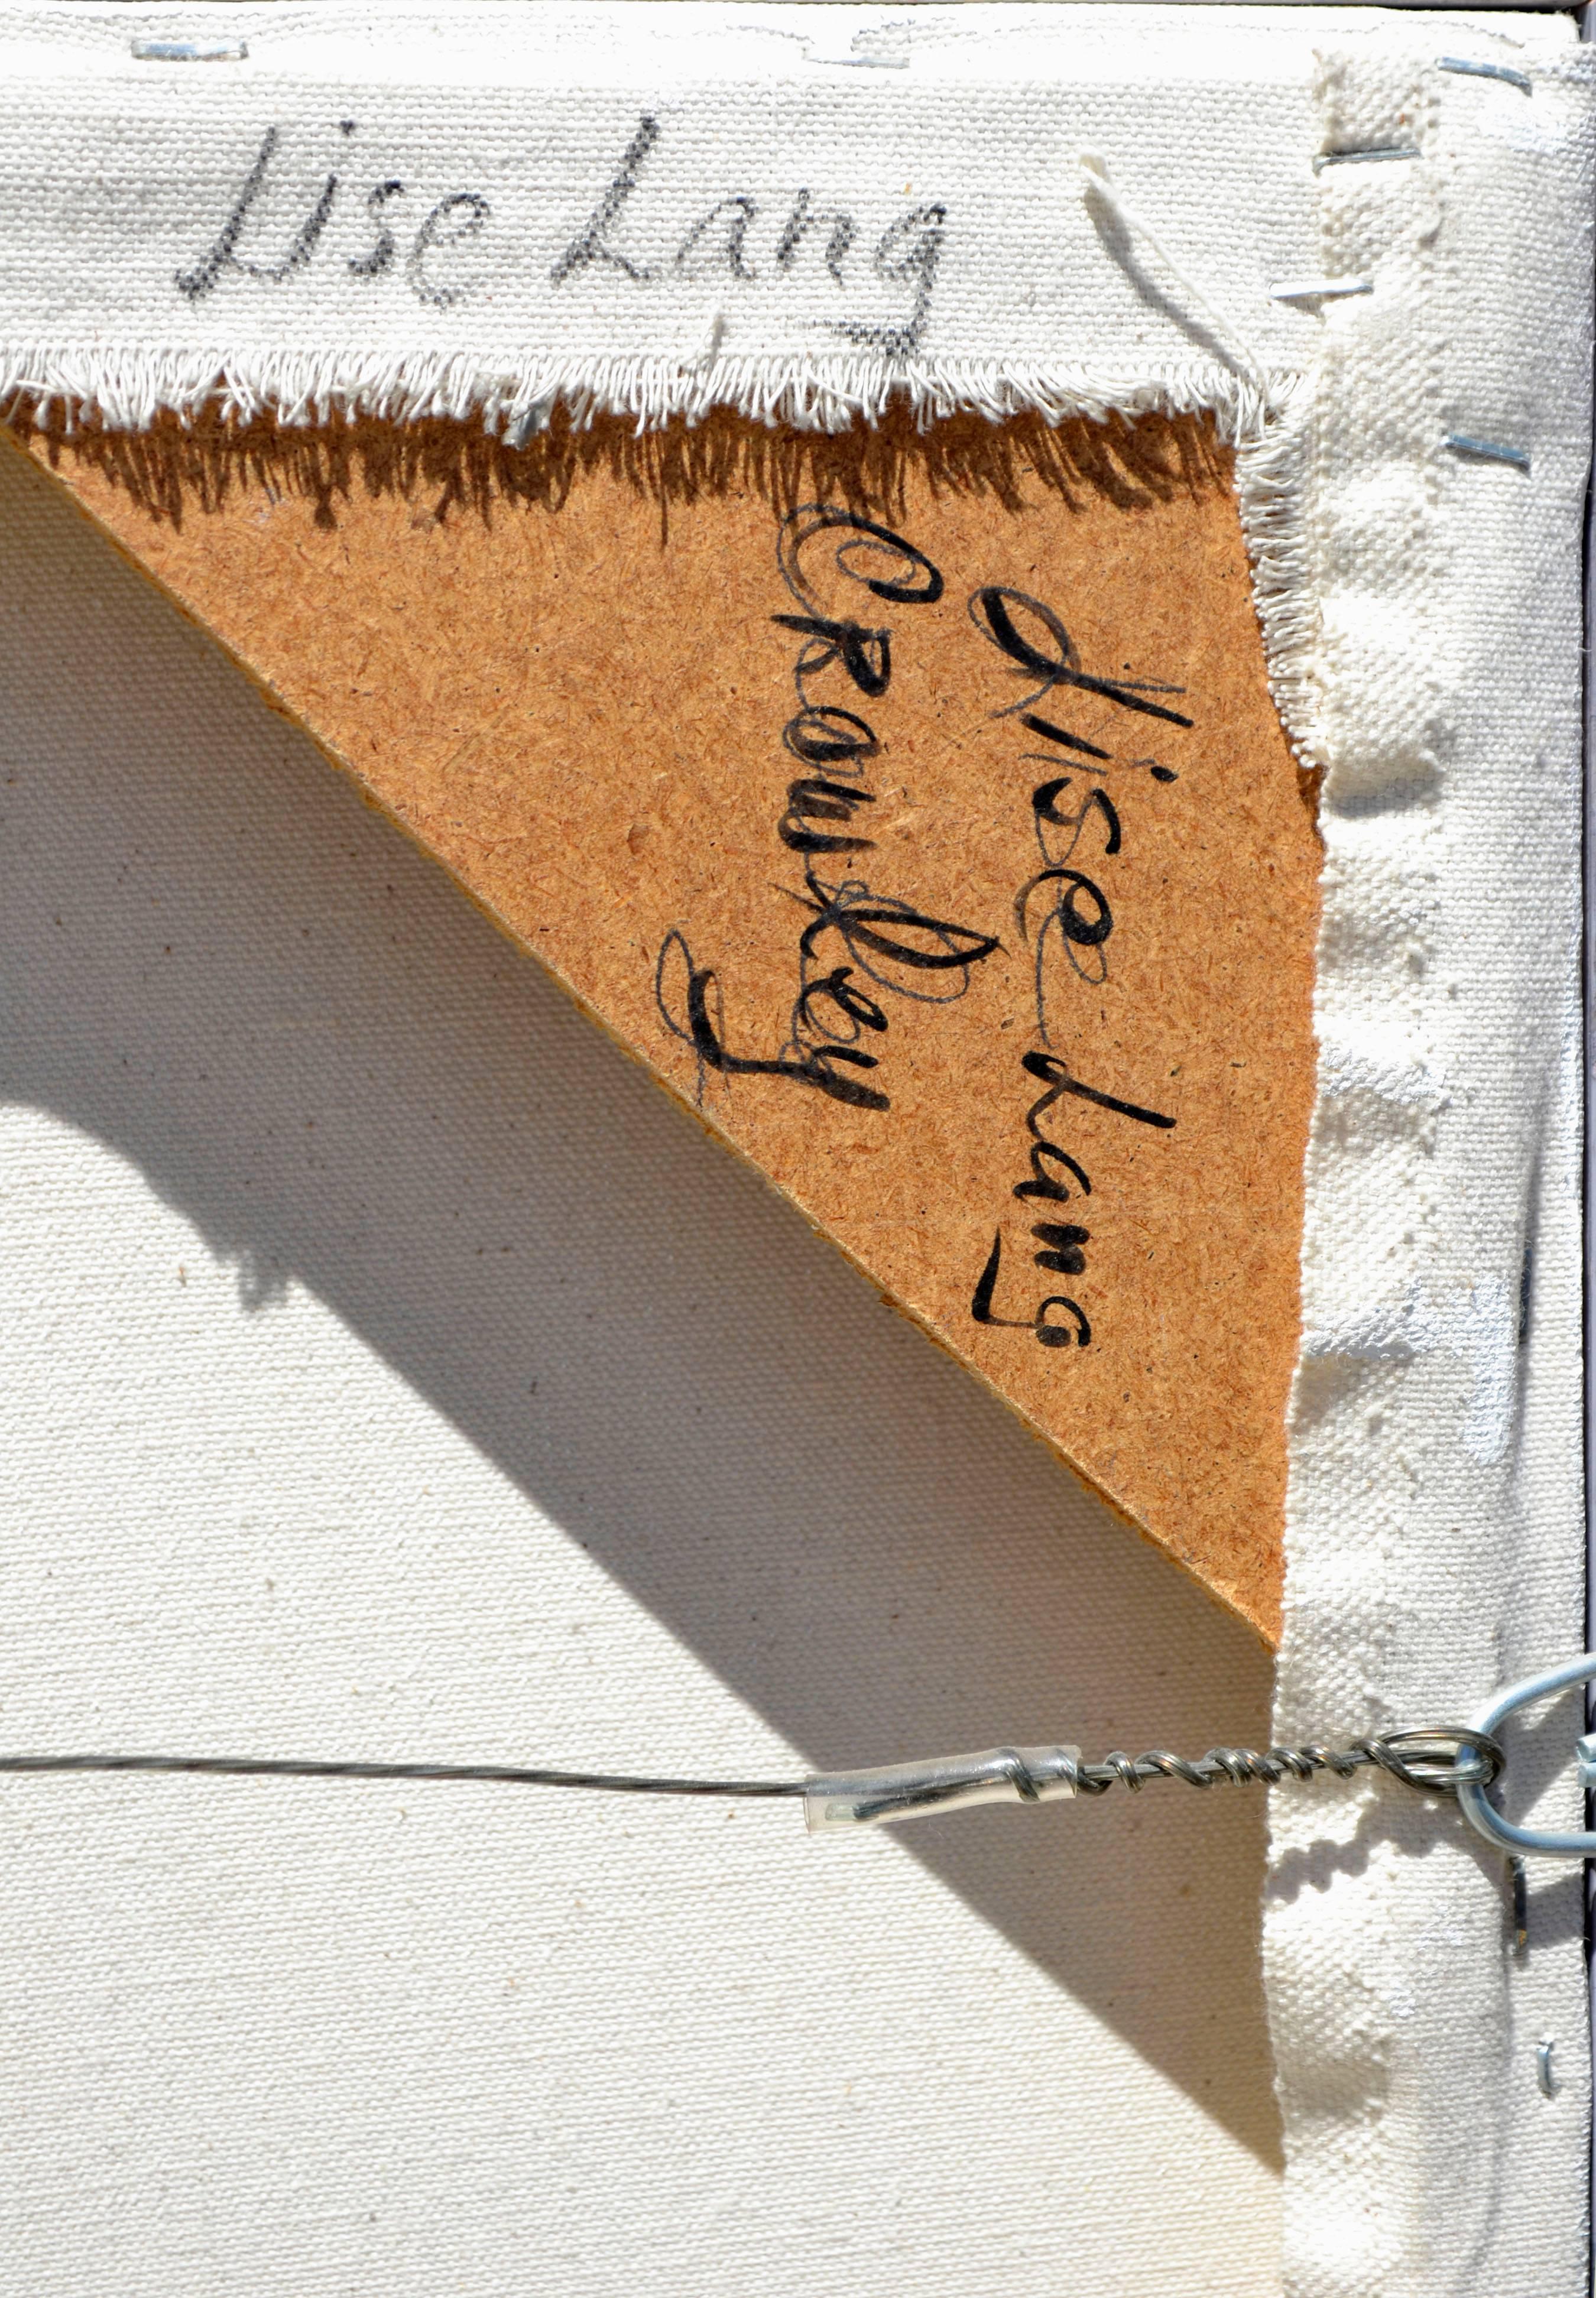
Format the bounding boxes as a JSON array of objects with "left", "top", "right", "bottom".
[{"left": 16, "top": 411, "right": 1319, "bottom": 1638}]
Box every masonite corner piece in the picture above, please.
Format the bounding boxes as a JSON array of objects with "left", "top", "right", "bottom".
[{"left": 12, "top": 410, "right": 1320, "bottom": 1640}]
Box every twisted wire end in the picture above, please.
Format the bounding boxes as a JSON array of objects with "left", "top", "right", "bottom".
[{"left": 1072, "top": 1727, "right": 1501, "bottom": 1799}]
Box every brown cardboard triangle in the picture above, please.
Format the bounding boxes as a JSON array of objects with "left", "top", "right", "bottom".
[{"left": 9, "top": 409, "right": 1319, "bottom": 1640}]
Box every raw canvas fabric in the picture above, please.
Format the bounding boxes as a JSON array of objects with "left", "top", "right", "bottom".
[
  {"left": 1267, "top": 29, "right": 1595, "bottom": 2297},
  {"left": 0, "top": 434, "right": 1287, "bottom": 2297},
  {"left": 1, "top": 4, "right": 1594, "bottom": 2288},
  {"left": 5, "top": 1, "right": 1326, "bottom": 434}
]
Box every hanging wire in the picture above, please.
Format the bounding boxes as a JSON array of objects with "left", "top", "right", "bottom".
[
  {"left": 0, "top": 1754, "right": 807, "bottom": 1797},
  {"left": 1071, "top": 1728, "right": 1503, "bottom": 1797},
  {"left": 0, "top": 1727, "right": 1501, "bottom": 1803}
]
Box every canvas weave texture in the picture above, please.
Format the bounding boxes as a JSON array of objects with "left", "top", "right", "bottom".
[
  {"left": 3, "top": 1, "right": 1334, "bottom": 432},
  {"left": 1267, "top": 25, "right": 1594, "bottom": 2296},
  {"left": 1, "top": 5, "right": 1593, "bottom": 2289},
  {"left": 0, "top": 432, "right": 1286, "bottom": 2298}
]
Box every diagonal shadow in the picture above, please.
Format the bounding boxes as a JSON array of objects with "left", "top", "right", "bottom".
[{"left": 0, "top": 430, "right": 1281, "bottom": 2163}]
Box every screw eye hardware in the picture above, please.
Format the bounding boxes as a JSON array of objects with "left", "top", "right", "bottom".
[{"left": 1456, "top": 1653, "right": 1596, "bottom": 1862}]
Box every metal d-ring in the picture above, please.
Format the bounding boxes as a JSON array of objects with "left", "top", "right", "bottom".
[{"left": 1455, "top": 1651, "right": 1596, "bottom": 1862}]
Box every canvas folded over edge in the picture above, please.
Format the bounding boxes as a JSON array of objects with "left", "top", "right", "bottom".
[{"left": 1, "top": 6, "right": 1592, "bottom": 2287}]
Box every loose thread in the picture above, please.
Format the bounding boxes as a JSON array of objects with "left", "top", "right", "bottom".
[{"left": 1078, "top": 152, "right": 1270, "bottom": 398}]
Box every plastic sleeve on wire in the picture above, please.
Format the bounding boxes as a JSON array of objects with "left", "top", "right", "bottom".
[{"left": 803, "top": 1745, "right": 1081, "bottom": 1832}]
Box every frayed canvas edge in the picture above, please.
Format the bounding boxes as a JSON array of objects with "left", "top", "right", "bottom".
[
  {"left": 4, "top": 337, "right": 1326, "bottom": 767},
  {"left": 0, "top": 343, "right": 1298, "bottom": 447},
  {"left": 1232, "top": 374, "right": 1325, "bottom": 773}
]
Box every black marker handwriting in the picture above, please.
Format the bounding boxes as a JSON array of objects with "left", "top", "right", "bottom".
[
  {"left": 1019, "top": 1046, "right": 1175, "bottom": 1133},
  {"left": 971, "top": 1231, "right": 1091, "bottom": 1351},
  {"left": 1010, "top": 1067, "right": 1092, "bottom": 1208},
  {"left": 776, "top": 190, "right": 855, "bottom": 284},
  {"left": 171, "top": 113, "right": 947, "bottom": 352},
  {"left": 970, "top": 1053, "right": 1175, "bottom": 1350},
  {"left": 782, "top": 871, "right": 999, "bottom": 1005},
  {"left": 1053, "top": 666, "right": 1193, "bottom": 729},
  {"left": 407, "top": 193, "right": 491, "bottom": 309},
  {"left": 778, "top": 706, "right": 879, "bottom": 853},
  {"left": 770, "top": 511, "right": 943, "bottom": 862},
  {"left": 832, "top": 203, "right": 946, "bottom": 358},
  {"left": 778, "top": 508, "right": 945, "bottom": 614},
  {"left": 348, "top": 179, "right": 405, "bottom": 277},
  {"left": 1015, "top": 863, "right": 1114, "bottom": 1001},
  {"left": 552, "top": 113, "right": 660, "bottom": 284},
  {"left": 656, "top": 872, "right": 997, "bottom": 1115},
  {"left": 969, "top": 576, "right": 1190, "bottom": 1349},
  {"left": 772, "top": 618, "right": 891, "bottom": 699},
  {"left": 1029, "top": 778, "right": 1122, "bottom": 858},
  {"left": 971, "top": 582, "right": 1190, "bottom": 1037},
  {"left": 177, "top": 125, "right": 338, "bottom": 301},
  {"left": 676, "top": 195, "right": 758, "bottom": 280},
  {"left": 969, "top": 587, "right": 1194, "bottom": 729},
  {"left": 780, "top": 775, "right": 877, "bottom": 856},
  {"left": 654, "top": 504, "right": 995, "bottom": 1113},
  {"left": 1020, "top": 712, "right": 1110, "bottom": 762},
  {"left": 655, "top": 927, "right": 890, "bottom": 1112}
]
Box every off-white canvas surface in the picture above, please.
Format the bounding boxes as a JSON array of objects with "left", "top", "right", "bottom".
[
  {"left": 0, "top": 438, "right": 1283, "bottom": 2294},
  {"left": 1, "top": 0, "right": 1334, "bottom": 433},
  {"left": 2, "top": 6, "right": 1593, "bottom": 2290},
  {"left": 1266, "top": 31, "right": 1592, "bottom": 2297}
]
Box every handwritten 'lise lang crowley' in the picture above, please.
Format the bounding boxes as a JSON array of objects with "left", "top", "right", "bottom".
[
  {"left": 176, "top": 114, "right": 947, "bottom": 355},
  {"left": 655, "top": 504, "right": 1189, "bottom": 1356}
]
